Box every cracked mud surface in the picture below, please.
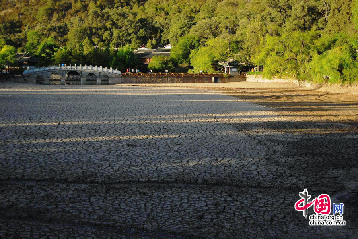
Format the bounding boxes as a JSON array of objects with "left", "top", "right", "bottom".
[{"left": 0, "top": 82, "right": 357, "bottom": 238}]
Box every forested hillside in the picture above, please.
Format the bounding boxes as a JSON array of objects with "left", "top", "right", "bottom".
[{"left": 0, "top": 0, "right": 357, "bottom": 83}]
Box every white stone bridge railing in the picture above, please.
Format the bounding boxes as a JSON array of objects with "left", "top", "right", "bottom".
[{"left": 23, "top": 65, "right": 122, "bottom": 76}]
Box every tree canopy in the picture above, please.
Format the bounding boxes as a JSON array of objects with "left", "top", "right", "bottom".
[
  {"left": 0, "top": 0, "right": 357, "bottom": 83},
  {"left": 0, "top": 45, "right": 16, "bottom": 70}
]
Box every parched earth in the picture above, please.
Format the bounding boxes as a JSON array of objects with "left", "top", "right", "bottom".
[{"left": 0, "top": 82, "right": 357, "bottom": 238}]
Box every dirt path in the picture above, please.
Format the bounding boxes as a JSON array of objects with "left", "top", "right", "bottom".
[{"left": 140, "top": 82, "right": 358, "bottom": 133}]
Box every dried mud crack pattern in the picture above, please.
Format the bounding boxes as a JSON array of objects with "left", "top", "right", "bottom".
[{"left": 0, "top": 84, "right": 357, "bottom": 238}]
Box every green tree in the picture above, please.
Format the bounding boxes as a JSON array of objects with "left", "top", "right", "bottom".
[
  {"left": 66, "top": 18, "right": 88, "bottom": 64},
  {"left": 0, "top": 45, "right": 17, "bottom": 71},
  {"left": 189, "top": 18, "right": 221, "bottom": 41},
  {"left": 254, "top": 30, "right": 320, "bottom": 79},
  {"left": 285, "top": 0, "right": 325, "bottom": 31},
  {"left": 325, "top": 0, "right": 355, "bottom": 34},
  {"left": 309, "top": 34, "right": 358, "bottom": 84},
  {"left": 36, "top": 37, "right": 58, "bottom": 66},
  {"left": 206, "top": 36, "right": 232, "bottom": 62},
  {"left": 25, "top": 31, "right": 42, "bottom": 55},
  {"left": 170, "top": 35, "right": 200, "bottom": 65},
  {"left": 167, "top": 8, "right": 196, "bottom": 45},
  {"left": 83, "top": 37, "right": 94, "bottom": 56},
  {"left": 190, "top": 47, "right": 216, "bottom": 73},
  {"left": 148, "top": 55, "right": 166, "bottom": 72},
  {"left": 67, "top": 18, "right": 88, "bottom": 51},
  {"left": 189, "top": 35, "right": 236, "bottom": 73},
  {"left": 111, "top": 46, "right": 139, "bottom": 72},
  {"left": 88, "top": 47, "right": 112, "bottom": 67},
  {"left": 148, "top": 55, "right": 174, "bottom": 72},
  {"left": 353, "top": 0, "right": 358, "bottom": 29},
  {"left": 54, "top": 47, "right": 72, "bottom": 65},
  {"left": 36, "top": 0, "right": 55, "bottom": 22},
  {"left": 0, "top": 38, "right": 5, "bottom": 49}
]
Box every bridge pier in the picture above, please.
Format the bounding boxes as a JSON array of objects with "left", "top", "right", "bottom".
[
  {"left": 81, "top": 77, "right": 86, "bottom": 85},
  {"left": 95, "top": 75, "right": 109, "bottom": 85},
  {"left": 101, "top": 75, "right": 109, "bottom": 85},
  {"left": 86, "top": 73, "right": 97, "bottom": 85},
  {"left": 60, "top": 76, "right": 66, "bottom": 85},
  {"left": 43, "top": 75, "right": 50, "bottom": 85}
]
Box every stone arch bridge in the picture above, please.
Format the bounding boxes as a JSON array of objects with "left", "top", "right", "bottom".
[{"left": 23, "top": 65, "right": 122, "bottom": 85}]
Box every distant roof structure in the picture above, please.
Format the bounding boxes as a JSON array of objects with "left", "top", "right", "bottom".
[
  {"left": 16, "top": 53, "right": 38, "bottom": 66},
  {"left": 135, "top": 47, "right": 171, "bottom": 64}
]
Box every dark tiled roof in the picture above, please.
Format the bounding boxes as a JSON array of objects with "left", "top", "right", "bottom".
[
  {"left": 16, "top": 53, "right": 38, "bottom": 63},
  {"left": 135, "top": 48, "right": 171, "bottom": 59}
]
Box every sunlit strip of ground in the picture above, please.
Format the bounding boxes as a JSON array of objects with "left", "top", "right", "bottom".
[
  {"left": 8, "top": 133, "right": 182, "bottom": 144},
  {"left": 7, "top": 131, "right": 241, "bottom": 145},
  {"left": 0, "top": 117, "right": 279, "bottom": 127},
  {"left": 0, "top": 92, "right": 223, "bottom": 96},
  {"left": 0, "top": 111, "right": 278, "bottom": 126}
]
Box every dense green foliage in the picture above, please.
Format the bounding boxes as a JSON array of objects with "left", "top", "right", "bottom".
[
  {"left": 148, "top": 55, "right": 173, "bottom": 72},
  {"left": 0, "top": 0, "right": 357, "bottom": 83},
  {"left": 0, "top": 44, "right": 16, "bottom": 70}
]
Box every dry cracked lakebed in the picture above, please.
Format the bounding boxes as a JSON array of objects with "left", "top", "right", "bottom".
[{"left": 0, "top": 83, "right": 357, "bottom": 238}]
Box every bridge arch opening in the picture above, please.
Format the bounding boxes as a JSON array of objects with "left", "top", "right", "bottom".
[
  {"left": 66, "top": 71, "right": 81, "bottom": 85},
  {"left": 85, "top": 73, "right": 97, "bottom": 85},
  {"left": 36, "top": 75, "right": 45, "bottom": 84},
  {"left": 101, "top": 75, "right": 109, "bottom": 85},
  {"left": 50, "top": 73, "right": 61, "bottom": 85}
]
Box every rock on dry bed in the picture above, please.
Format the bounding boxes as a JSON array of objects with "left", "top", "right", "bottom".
[{"left": 0, "top": 83, "right": 357, "bottom": 238}]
